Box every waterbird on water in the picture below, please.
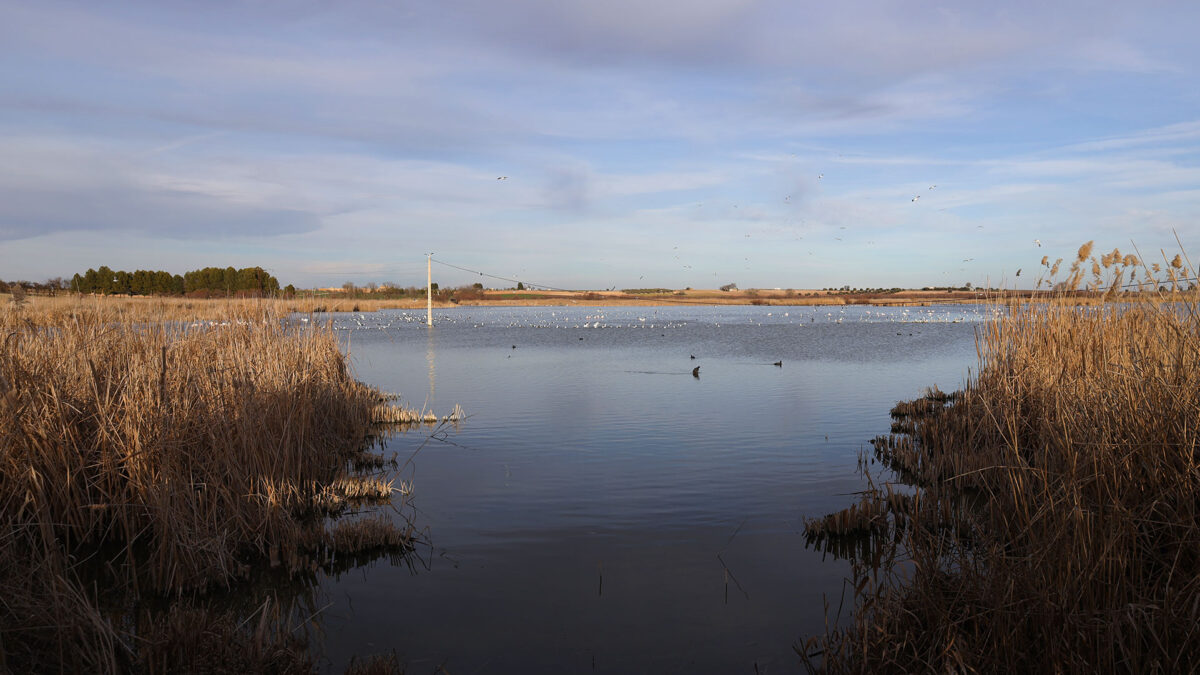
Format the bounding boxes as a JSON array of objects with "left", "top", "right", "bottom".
[{"left": 773, "top": 361, "right": 782, "bottom": 367}]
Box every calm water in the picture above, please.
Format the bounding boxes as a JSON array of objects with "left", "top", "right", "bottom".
[{"left": 314, "top": 304, "right": 993, "bottom": 673}]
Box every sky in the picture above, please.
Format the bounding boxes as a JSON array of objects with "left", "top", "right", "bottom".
[{"left": 2, "top": 1, "right": 1199, "bottom": 291}]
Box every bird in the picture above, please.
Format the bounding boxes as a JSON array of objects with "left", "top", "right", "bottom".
[
  {"left": 692, "top": 366, "right": 701, "bottom": 378},
  {"left": 773, "top": 361, "right": 782, "bottom": 367},
  {"left": 1034, "top": 239, "right": 1042, "bottom": 247},
  {"left": 690, "top": 355, "right": 696, "bottom": 359},
  {"left": 912, "top": 195, "right": 920, "bottom": 202},
  {"left": 497, "top": 176, "right": 507, "bottom": 180},
  {"left": 1016, "top": 268, "right": 1022, "bottom": 276},
  {"left": 929, "top": 185, "right": 937, "bottom": 190}
]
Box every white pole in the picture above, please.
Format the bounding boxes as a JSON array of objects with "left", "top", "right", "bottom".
[{"left": 427, "top": 253, "right": 433, "bottom": 326}]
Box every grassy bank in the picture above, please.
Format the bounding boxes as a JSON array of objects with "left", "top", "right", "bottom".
[
  {"left": 0, "top": 299, "right": 428, "bottom": 672},
  {"left": 803, "top": 250, "right": 1200, "bottom": 671},
  {"left": 3, "top": 287, "right": 1020, "bottom": 319}
]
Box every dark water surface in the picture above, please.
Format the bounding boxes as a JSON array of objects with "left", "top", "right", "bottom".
[{"left": 315, "top": 304, "right": 993, "bottom": 673}]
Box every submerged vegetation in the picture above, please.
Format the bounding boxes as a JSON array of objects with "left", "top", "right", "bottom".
[
  {"left": 0, "top": 297, "right": 442, "bottom": 672},
  {"left": 804, "top": 243, "right": 1200, "bottom": 672}
]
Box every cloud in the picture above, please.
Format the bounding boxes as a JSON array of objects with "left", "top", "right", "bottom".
[
  {"left": 0, "top": 185, "right": 320, "bottom": 242},
  {"left": 0, "top": 136, "right": 321, "bottom": 241}
]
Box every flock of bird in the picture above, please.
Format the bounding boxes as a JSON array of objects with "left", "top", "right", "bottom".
[{"left": 322, "top": 305, "right": 1000, "bottom": 335}]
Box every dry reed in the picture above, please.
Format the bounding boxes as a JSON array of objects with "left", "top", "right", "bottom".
[
  {"left": 804, "top": 244, "right": 1200, "bottom": 672},
  {"left": 0, "top": 299, "right": 433, "bottom": 672}
]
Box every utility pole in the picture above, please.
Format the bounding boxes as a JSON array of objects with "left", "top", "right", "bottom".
[{"left": 427, "top": 253, "right": 433, "bottom": 327}]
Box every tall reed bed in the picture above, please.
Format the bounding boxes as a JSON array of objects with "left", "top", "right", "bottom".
[
  {"left": 0, "top": 301, "right": 418, "bottom": 672},
  {"left": 804, "top": 246, "right": 1200, "bottom": 672},
  {"left": 2, "top": 293, "right": 435, "bottom": 327}
]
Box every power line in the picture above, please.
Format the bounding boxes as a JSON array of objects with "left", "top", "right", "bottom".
[
  {"left": 428, "top": 257, "right": 789, "bottom": 307},
  {"left": 430, "top": 258, "right": 579, "bottom": 293},
  {"left": 436, "top": 254, "right": 1200, "bottom": 303}
]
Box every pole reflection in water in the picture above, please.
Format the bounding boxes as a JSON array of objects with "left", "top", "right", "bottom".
[{"left": 425, "top": 324, "right": 436, "bottom": 413}]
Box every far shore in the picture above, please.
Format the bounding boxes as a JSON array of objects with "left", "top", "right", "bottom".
[
  {"left": 298, "top": 287, "right": 1062, "bottom": 309},
  {"left": 1, "top": 287, "right": 1167, "bottom": 315}
]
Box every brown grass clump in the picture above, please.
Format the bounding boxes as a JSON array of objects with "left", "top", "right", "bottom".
[
  {"left": 0, "top": 300, "right": 431, "bottom": 672},
  {"left": 804, "top": 244, "right": 1200, "bottom": 673},
  {"left": 133, "top": 598, "right": 315, "bottom": 675}
]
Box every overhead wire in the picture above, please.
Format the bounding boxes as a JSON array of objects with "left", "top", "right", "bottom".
[{"left": 430, "top": 257, "right": 768, "bottom": 307}]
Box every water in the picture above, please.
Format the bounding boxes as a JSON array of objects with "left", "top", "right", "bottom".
[{"left": 314, "top": 304, "right": 993, "bottom": 673}]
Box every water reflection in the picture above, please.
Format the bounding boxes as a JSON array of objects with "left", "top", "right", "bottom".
[
  {"left": 320, "top": 304, "right": 989, "bottom": 673},
  {"left": 425, "top": 324, "right": 436, "bottom": 412}
]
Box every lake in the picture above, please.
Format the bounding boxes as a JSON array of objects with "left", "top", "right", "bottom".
[{"left": 314, "top": 303, "right": 993, "bottom": 673}]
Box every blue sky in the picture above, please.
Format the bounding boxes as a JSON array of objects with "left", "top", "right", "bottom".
[{"left": 2, "top": 1, "right": 1199, "bottom": 290}]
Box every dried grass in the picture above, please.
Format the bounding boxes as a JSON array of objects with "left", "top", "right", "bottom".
[
  {"left": 804, "top": 243, "right": 1200, "bottom": 672},
  {"left": 0, "top": 299, "right": 432, "bottom": 672}
]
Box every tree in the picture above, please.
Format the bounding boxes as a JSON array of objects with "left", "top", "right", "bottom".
[
  {"left": 8, "top": 284, "right": 27, "bottom": 306},
  {"left": 719, "top": 282, "right": 737, "bottom": 292},
  {"left": 113, "top": 270, "right": 133, "bottom": 295},
  {"left": 95, "top": 266, "right": 115, "bottom": 294},
  {"left": 516, "top": 282, "right": 525, "bottom": 290}
]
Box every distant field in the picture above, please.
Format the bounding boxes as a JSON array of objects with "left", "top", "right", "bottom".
[{"left": 0, "top": 287, "right": 1168, "bottom": 318}]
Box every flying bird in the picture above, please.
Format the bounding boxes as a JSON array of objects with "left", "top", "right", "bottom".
[
  {"left": 1016, "top": 268, "right": 1022, "bottom": 277},
  {"left": 929, "top": 185, "right": 937, "bottom": 190},
  {"left": 1034, "top": 239, "right": 1042, "bottom": 247},
  {"left": 912, "top": 195, "right": 920, "bottom": 202},
  {"left": 497, "top": 176, "right": 507, "bottom": 180}
]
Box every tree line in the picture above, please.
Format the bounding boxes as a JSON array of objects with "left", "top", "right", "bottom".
[{"left": 68, "top": 266, "right": 282, "bottom": 297}]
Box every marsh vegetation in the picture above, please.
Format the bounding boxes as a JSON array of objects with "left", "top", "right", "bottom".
[
  {"left": 0, "top": 298, "right": 440, "bottom": 673},
  {"left": 804, "top": 243, "right": 1200, "bottom": 672}
]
